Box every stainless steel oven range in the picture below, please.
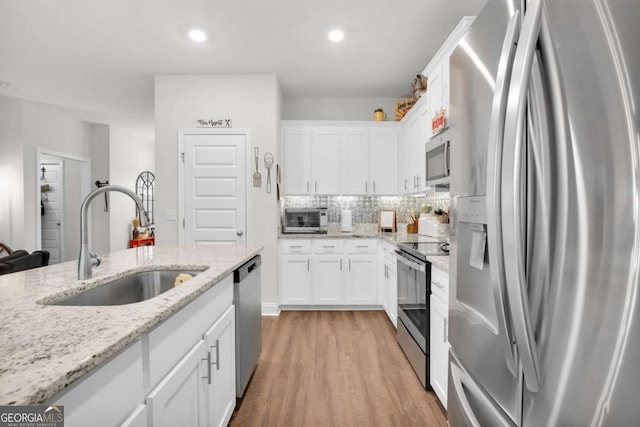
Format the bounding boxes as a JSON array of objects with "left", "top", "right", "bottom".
[{"left": 395, "top": 241, "right": 449, "bottom": 388}]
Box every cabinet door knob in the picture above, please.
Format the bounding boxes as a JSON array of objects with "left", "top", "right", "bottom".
[{"left": 237, "top": 230, "right": 244, "bottom": 236}]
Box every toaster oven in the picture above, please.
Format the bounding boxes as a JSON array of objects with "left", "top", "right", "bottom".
[{"left": 282, "top": 208, "right": 328, "bottom": 233}]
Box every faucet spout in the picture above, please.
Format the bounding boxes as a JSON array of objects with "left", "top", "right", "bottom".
[{"left": 78, "top": 185, "right": 149, "bottom": 280}]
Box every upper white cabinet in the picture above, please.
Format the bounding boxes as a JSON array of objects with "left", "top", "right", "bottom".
[
  {"left": 340, "top": 127, "right": 370, "bottom": 194},
  {"left": 397, "top": 126, "right": 411, "bottom": 194},
  {"left": 282, "top": 126, "right": 312, "bottom": 194},
  {"left": 282, "top": 122, "right": 397, "bottom": 196},
  {"left": 312, "top": 127, "right": 342, "bottom": 194},
  {"left": 369, "top": 128, "right": 399, "bottom": 195},
  {"left": 423, "top": 16, "right": 473, "bottom": 138}
]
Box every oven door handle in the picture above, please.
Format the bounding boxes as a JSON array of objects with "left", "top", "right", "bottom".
[{"left": 395, "top": 251, "right": 426, "bottom": 273}]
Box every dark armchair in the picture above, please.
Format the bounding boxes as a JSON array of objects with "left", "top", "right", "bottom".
[{"left": 0, "top": 245, "right": 50, "bottom": 275}]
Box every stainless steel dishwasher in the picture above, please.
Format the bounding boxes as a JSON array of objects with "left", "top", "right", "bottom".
[{"left": 233, "top": 255, "right": 261, "bottom": 398}]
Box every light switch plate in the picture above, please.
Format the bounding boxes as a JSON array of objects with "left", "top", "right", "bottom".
[{"left": 165, "top": 209, "right": 177, "bottom": 221}]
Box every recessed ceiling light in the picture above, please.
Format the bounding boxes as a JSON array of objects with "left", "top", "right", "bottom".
[
  {"left": 328, "top": 29, "right": 345, "bottom": 43},
  {"left": 188, "top": 29, "right": 207, "bottom": 42},
  {"left": 0, "top": 82, "right": 10, "bottom": 87}
]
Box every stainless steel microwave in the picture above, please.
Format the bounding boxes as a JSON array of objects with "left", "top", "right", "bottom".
[
  {"left": 282, "top": 208, "right": 328, "bottom": 233},
  {"left": 425, "top": 136, "right": 450, "bottom": 187}
]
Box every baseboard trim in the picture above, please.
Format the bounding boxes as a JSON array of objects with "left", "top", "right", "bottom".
[
  {"left": 279, "top": 305, "right": 384, "bottom": 311},
  {"left": 261, "top": 303, "right": 281, "bottom": 316}
]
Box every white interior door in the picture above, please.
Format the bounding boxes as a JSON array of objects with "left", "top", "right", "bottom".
[
  {"left": 40, "top": 161, "right": 65, "bottom": 264},
  {"left": 181, "top": 131, "right": 248, "bottom": 246}
]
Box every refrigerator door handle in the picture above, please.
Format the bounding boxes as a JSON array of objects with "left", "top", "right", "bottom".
[
  {"left": 501, "top": 0, "right": 544, "bottom": 393},
  {"left": 485, "top": 10, "right": 521, "bottom": 375},
  {"left": 450, "top": 361, "right": 514, "bottom": 427}
]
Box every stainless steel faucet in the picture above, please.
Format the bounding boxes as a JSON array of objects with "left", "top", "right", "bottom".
[{"left": 78, "top": 185, "right": 150, "bottom": 280}]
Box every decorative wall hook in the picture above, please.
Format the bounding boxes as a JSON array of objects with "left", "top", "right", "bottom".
[{"left": 95, "top": 180, "right": 110, "bottom": 212}]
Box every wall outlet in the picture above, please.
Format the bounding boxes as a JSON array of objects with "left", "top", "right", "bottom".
[{"left": 165, "top": 209, "right": 177, "bottom": 221}]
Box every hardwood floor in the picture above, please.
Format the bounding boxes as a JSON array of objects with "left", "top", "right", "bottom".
[{"left": 230, "top": 311, "right": 447, "bottom": 427}]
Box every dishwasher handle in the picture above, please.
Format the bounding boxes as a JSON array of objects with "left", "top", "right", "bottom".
[{"left": 234, "top": 255, "right": 262, "bottom": 283}]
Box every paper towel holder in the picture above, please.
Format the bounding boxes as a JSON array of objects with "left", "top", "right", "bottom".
[{"left": 378, "top": 210, "right": 397, "bottom": 232}]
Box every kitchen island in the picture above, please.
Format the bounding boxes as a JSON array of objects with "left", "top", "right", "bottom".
[{"left": 0, "top": 245, "right": 261, "bottom": 407}]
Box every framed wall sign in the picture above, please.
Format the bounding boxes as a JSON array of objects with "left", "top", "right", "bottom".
[{"left": 379, "top": 210, "right": 397, "bottom": 232}]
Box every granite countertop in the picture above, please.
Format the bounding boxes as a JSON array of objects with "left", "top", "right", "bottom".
[
  {"left": 279, "top": 223, "right": 450, "bottom": 272},
  {"left": 0, "top": 245, "right": 262, "bottom": 406}
]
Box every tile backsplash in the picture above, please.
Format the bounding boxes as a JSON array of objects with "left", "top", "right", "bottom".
[{"left": 282, "top": 193, "right": 450, "bottom": 224}]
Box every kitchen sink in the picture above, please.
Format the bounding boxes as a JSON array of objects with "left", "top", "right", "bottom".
[{"left": 49, "top": 269, "right": 206, "bottom": 306}]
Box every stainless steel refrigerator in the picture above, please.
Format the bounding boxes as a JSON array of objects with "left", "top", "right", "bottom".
[{"left": 447, "top": 0, "right": 640, "bottom": 425}]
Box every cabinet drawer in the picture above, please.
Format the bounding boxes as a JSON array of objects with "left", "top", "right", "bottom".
[
  {"left": 430, "top": 265, "right": 449, "bottom": 302},
  {"left": 345, "top": 239, "right": 377, "bottom": 254},
  {"left": 280, "top": 239, "right": 312, "bottom": 253},
  {"left": 148, "top": 275, "right": 233, "bottom": 390},
  {"left": 50, "top": 340, "right": 144, "bottom": 427},
  {"left": 313, "top": 239, "right": 344, "bottom": 254}
]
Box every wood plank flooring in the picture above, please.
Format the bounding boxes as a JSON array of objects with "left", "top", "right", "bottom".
[{"left": 230, "top": 311, "right": 447, "bottom": 427}]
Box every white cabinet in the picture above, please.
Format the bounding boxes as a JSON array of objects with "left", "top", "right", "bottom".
[
  {"left": 279, "top": 238, "right": 379, "bottom": 307},
  {"left": 340, "top": 127, "right": 370, "bottom": 194},
  {"left": 282, "top": 127, "right": 312, "bottom": 194},
  {"left": 147, "top": 277, "right": 236, "bottom": 427},
  {"left": 429, "top": 266, "right": 449, "bottom": 407},
  {"left": 381, "top": 242, "right": 397, "bottom": 327},
  {"left": 281, "top": 254, "right": 312, "bottom": 305},
  {"left": 345, "top": 255, "right": 378, "bottom": 305},
  {"left": 312, "top": 255, "right": 344, "bottom": 305},
  {"left": 415, "top": 104, "right": 431, "bottom": 190},
  {"left": 51, "top": 340, "right": 144, "bottom": 427},
  {"left": 312, "top": 127, "right": 341, "bottom": 194},
  {"left": 426, "top": 57, "right": 451, "bottom": 138},
  {"left": 397, "top": 126, "right": 411, "bottom": 194},
  {"left": 48, "top": 274, "right": 238, "bottom": 427},
  {"left": 400, "top": 96, "right": 430, "bottom": 194},
  {"left": 204, "top": 306, "right": 236, "bottom": 427},
  {"left": 121, "top": 405, "right": 147, "bottom": 427},
  {"left": 344, "top": 239, "right": 378, "bottom": 305},
  {"left": 147, "top": 340, "right": 208, "bottom": 427},
  {"left": 282, "top": 122, "right": 398, "bottom": 196},
  {"left": 369, "top": 128, "right": 398, "bottom": 195}
]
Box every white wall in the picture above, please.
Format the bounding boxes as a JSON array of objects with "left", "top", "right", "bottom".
[
  {"left": 0, "top": 97, "right": 23, "bottom": 248},
  {"left": 282, "top": 97, "right": 400, "bottom": 121},
  {"left": 89, "top": 124, "right": 111, "bottom": 255},
  {"left": 0, "top": 96, "right": 133, "bottom": 257},
  {"left": 109, "top": 126, "right": 154, "bottom": 251},
  {"left": 63, "top": 158, "right": 82, "bottom": 261},
  {"left": 155, "top": 74, "right": 280, "bottom": 308},
  {"left": 11, "top": 99, "right": 95, "bottom": 252}
]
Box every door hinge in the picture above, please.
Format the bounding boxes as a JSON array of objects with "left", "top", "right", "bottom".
[
  {"left": 182, "top": 218, "right": 185, "bottom": 228},
  {"left": 181, "top": 152, "right": 185, "bottom": 163}
]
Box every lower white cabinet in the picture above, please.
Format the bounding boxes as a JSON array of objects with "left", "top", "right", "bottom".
[
  {"left": 205, "top": 306, "right": 236, "bottom": 427},
  {"left": 147, "top": 288, "right": 237, "bottom": 427},
  {"left": 48, "top": 274, "right": 238, "bottom": 427},
  {"left": 383, "top": 259, "right": 397, "bottom": 327},
  {"left": 147, "top": 340, "right": 208, "bottom": 427},
  {"left": 280, "top": 239, "right": 379, "bottom": 307},
  {"left": 281, "top": 254, "right": 312, "bottom": 305},
  {"left": 51, "top": 340, "right": 144, "bottom": 427},
  {"left": 313, "top": 255, "right": 344, "bottom": 304},
  {"left": 429, "top": 266, "right": 449, "bottom": 407},
  {"left": 345, "top": 255, "right": 377, "bottom": 304},
  {"left": 121, "top": 405, "right": 147, "bottom": 427}
]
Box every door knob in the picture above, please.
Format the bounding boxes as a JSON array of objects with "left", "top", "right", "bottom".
[{"left": 237, "top": 230, "right": 244, "bottom": 236}]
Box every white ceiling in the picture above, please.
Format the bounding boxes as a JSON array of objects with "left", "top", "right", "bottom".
[{"left": 0, "top": 0, "right": 487, "bottom": 136}]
